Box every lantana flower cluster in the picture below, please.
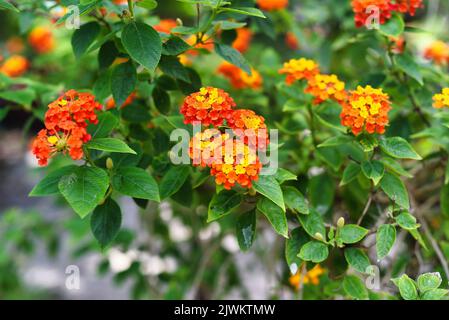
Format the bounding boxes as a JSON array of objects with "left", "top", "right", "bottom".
[
  {"left": 32, "top": 90, "right": 102, "bottom": 166},
  {"left": 424, "top": 40, "right": 449, "bottom": 65},
  {"left": 351, "top": 0, "right": 424, "bottom": 28},
  {"left": 279, "top": 58, "right": 392, "bottom": 135},
  {"left": 433, "top": 88, "right": 449, "bottom": 109},
  {"left": 181, "top": 87, "right": 268, "bottom": 190},
  {"left": 217, "top": 62, "right": 263, "bottom": 90}
]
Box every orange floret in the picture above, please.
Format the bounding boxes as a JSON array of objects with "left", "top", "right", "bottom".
[
  {"left": 424, "top": 41, "right": 449, "bottom": 65},
  {"left": 217, "top": 62, "right": 263, "bottom": 90},
  {"left": 232, "top": 28, "right": 252, "bottom": 53},
  {"left": 227, "top": 109, "right": 269, "bottom": 149},
  {"left": 433, "top": 88, "right": 449, "bottom": 109},
  {"left": 305, "top": 74, "right": 347, "bottom": 105},
  {"left": 279, "top": 58, "right": 320, "bottom": 84},
  {"left": 289, "top": 265, "right": 325, "bottom": 289},
  {"left": 0, "top": 55, "right": 29, "bottom": 77},
  {"left": 180, "top": 87, "right": 236, "bottom": 127},
  {"left": 340, "top": 85, "right": 391, "bottom": 135},
  {"left": 28, "top": 26, "right": 54, "bottom": 54},
  {"left": 393, "top": 0, "right": 424, "bottom": 16},
  {"left": 351, "top": 0, "right": 394, "bottom": 28},
  {"left": 257, "top": 0, "right": 288, "bottom": 11},
  {"left": 154, "top": 19, "right": 178, "bottom": 34},
  {"left": 32, "top": 90, "right": 103, "bottom": 166}
]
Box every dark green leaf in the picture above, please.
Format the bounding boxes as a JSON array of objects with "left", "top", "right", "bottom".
[
  {"left": 208, "top": 189, "right": 242, "bottom": 222},
  {"left": 29, "top": 165, "right": 77, "bottom": 196},
  {"left": 253, "top": 175, "right": 285, "bottom": 211},
  {"left": 91, "top": 198, "right": 122, "bottom": 247},
  {"left": 344, "top": 248, "right": 370, "bottom": 274},
  {"left": 236, "top": 209, "right": 256, "bottom": 251},
  {"left": 380, "top": 172, "right": 410, "bottom": 209},
  {"left": 111, "top": 167, "right": 160, "bottom": 201},
  {"left": 376, "top": 224, "right": 396, "bottom": 259},
  {"left": 298, "top": 241, "right": 329, "bottom": 263},
  {"left": 283, "top": 186, "right": 309, "bottom": 215},
  {"left": 159, "top": 166, "right": 190, "bottom": 199},
  {"left": 71, "top": 21, "right": 101, "bottom": 59},
  {"left": 214, "top": 43, "right": 251, "bottom": 74},
  {"left": 339, "top": 224, "right": 369, "bottom": 244},
  {"left": 257, "top": 197, "right": 288, "bottom": 238},
  {"left": 111, "top": 61, "right": 136, "bottom": 108}
]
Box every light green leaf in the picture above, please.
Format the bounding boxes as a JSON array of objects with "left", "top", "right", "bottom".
[
  {"left": 219, "top": 7, "right": 266, "bottom": 18},
  {"left": 298, "top": 208, "right": 326, "bottom": 239},
  {"left": 339, "top": 224, "right": 369, "bottom": 244},
  {"left": 298, "top": 241, "right": 329, "bottom": 263},
  {"left": 135, "top": 0, "right": 158, "bottom": 9},
  {"left": 392, "top": 274, "right": 418, "bottom": 300},
  {"left": 0, "top": 0, "right": 19, "bottom": 12},
  {"left": 344, "top": 248, "right": 371, "bottom": 274},
  {"left": 395, "top": 211, "right": 419, "bottom": 230},
  {"left": 376, "top": 224, "right": 396, "bottom": 259},
  {"left": 283, "top": 186, "right": 309, "bottom": 215},
  {"left": 111, "top": 167, "right": 160, "bottom": 201},
  {"left": 421, "top": 289, "right": 448, "bottom": 300},
  {"left": 361, "top": 160, "right": 385, "bottom": 185},
  {"left": 340, "top": 163, "right": 361, "bottom": 186},
  {"left": 86, "top": 138, "right": 136, "bottom": 154},
  {"left": 257, "top": 197, "right": 288, "bottom": 238},
  {"left": 417, "top": 272, "right": 442, "bottom": 293},
  {"left": 378, "top": 13, "right": 404, "bottom": 37},
  {"left": 318, "top": 135, "right": 353, "bottom": 148},
  {"left": 215, "top": 43, "right": 251, "bottom": 74},
  {"left": 275, "top": 168, "right": 297, "bottom": 184},
  {"left": 343, "top": 275, "right": 368, "bottom": 300},
  {"left": 380, "top": 172, "right": 410, "bottom": 209},
  {"left": 58, "top": 166, "right": 109, "bottom": 218},
  {"left": 395, "top": 53, "right": 423, "bottom": 85},
  {"left": 29, "top": 165, "right": 77, "bottom": 197},
  {"left": 252, "top": 175, "right": 285, "bottom": 211},
  {"left": 379, "top": 137, "right": 422, "bottom": 160}
]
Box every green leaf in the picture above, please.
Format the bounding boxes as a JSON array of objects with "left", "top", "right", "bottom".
[
  {"left": 380, "top": 157, "right": 413, "bottom": 178},
  {"left": 361, "top": 160, "right": 384, "bottom": 185},
  {"left": 29, "top": 165, "right": 77, "bottom": 197},
  {"left": 395, "top": 54, "right": 423, "bottom": 85},
  {"left": 309, "top": 173, "right": 334, "bottom": 215},
  {"left": 395, "top": 211, "right": 419, "bottom": 230},
  {"left": 98, "top": 41, "right": 119, "bottom": 70},
  {"left": 378, "top": 13, "right": 404, "bottom": 37},
  {"left": 0, "top": 0, "right": 19, "bottom": 12},
  {"left": 162, "top": 36, "right": 191, "bottom": 55},
  {"left": 219, "top": 7, "right": 266, "bottom": 18},
  {"left": 376, "top": 224, "right": 396, "bottom": 259},
  {"left": 159, "top": 55, "right": 190, "bottom": 82},
  {"left": 318, "top": 135, "right": 353, "bottom": 148},
  {"left": 111, "top": 61, "right": 136, "bottom": 108},
  {"left": 159, "top": 166, "right": 190, "bottom": 200},
  {"left": 88, "top": 112, "right": 119, "bottom": 139},
  {"left": 283, "top": 186, "right": 309, "bottom": 215},
  {"left": 214, "top": 43, "right": 251, "bottom": 74},
  {"left": 90, "top": 198, "right": 122, "bottom": 248},
  {"left": 71, "top": 21, "right": 101, "bottom": 59},
  {"left": 135, "top": 0, "right": 157, "bottom": 9},
  {"left": 86, "top": 138, "right": 136, "bottom": 154},
  {"left": 417, "top": 272, "right": 442, "bottom": 293},
  {"left": 257, "top": 197, "right": 288, "bottom": 238},
  {"left": 252, "top": 175, "right": 285, "bottom": 211},
  {"left": 440, "top": 183, "right": 449, "bottom": 217},
  {"left": 344, "top": 248, "right": 371, "bottom": 274},
  {"left": 379, "top": 137, "right": 422, "bottom": 160},
  {"left": 339, "top": 224, "right": 369, "bottom": 244},
  {"left": 0, "top": 88, "right": 36, "bottom": 108},
  {"left": 275, "top": 168, "right": 297, "bottom": 184},
  {"left": 379, "top": 172, "right": 410, "bottom": 209},
  {"left": 111, "top": 167, "right": 160, "bottom": 201},
  {"left": 285, "top": 227, "right": 308, "bottom": 268},
  {"left": 298, "top": 208, "right": 326, "bottom": 239},
  {"left": 208, "top": 189, "right": 242, "bottom": 222},
  {"left": 93, "top": 70, "right": 111, "bottom": 102},
  {"left": 298, "top": 241, "right": 329, "bottom": 263},
  {"left": 236, "top": 209, "right": 256, "bottom": 251},
  {"left": 57, "top": 1, "right": 100, "bottom": 24},
  {"left": 58, "top": 166, "right": 109, "bottom": 218},
  {"left": 152, "top": 86, "right": 171, "bottom": 115},
  {"left": 121, "top": 21, "right": 162, "bottom": 72},
  {"left": 421, "top": 289, "right": 448, "bottom": 300},
  {"left": 343, "top": 275, "right": 368, "bottom": 300},
  {"left": 340, "top": 163, "right": 361, "bottom": 186},
  {"left": 121, "top": 104, "right": 151, "bottom": 122},
  {"left": 391, "top": 274, "right": 418, "bottom": 300}
]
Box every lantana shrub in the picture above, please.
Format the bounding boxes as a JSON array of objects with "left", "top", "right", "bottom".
[{"left": 1, "top": 0, "right": 449, "bottom": 300}]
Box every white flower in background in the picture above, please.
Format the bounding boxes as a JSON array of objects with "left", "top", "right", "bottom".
[
  {"left": 198, "top": 222, "right": 221, "bottom": 241},
  {"left": 160, "top": 202, "right": 173, "bottom": 222},
  {"left": 221, "top": 234, "right": 239, "bottom": 253},
  {"left": 169, "top": 218, "right": 192, "bottom": 242},
  {"left": 108, "top": 248, "right": 132, "bottom": 273}
]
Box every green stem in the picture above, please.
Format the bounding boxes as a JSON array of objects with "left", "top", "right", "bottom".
[
  {"left": 307, "top": 104, "right": 318, "bottom": 147},
  {"left": 127, "top": 0, "right": 134, "bottom": 19}
]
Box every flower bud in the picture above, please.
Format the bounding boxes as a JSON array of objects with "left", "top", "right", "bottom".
[
  {"left": 106, "top": 157, "right": 114, "bottom": 170},
  {"left": 248, "top": 187, "right": 256, "bottom": 196},
  {"left": 337, "top": 217, "right": 345, "bottom": 228},
  {"left": 314, "top": 232, "right": 324, "bottom": 241}
]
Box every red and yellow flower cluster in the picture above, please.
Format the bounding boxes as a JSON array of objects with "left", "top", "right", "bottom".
[
  {"left": 28, "top": 26, "right": 55, "bottom": 54},
  {"left": 351, "top": 0, "right": 424, "bottom": 28},
  {"left": 256, "top": 0, "right": 288, "bottom": 11},
  {"left": 341, "top": 85, "right": 391, "bottom": 135},
  {"left": 181, "top": 87, "right": 267, "bottom": 189},
  {"left": 0, "top": 55, "right": 29, "bottom": 77},
  {"left": 433, "top": 88, "right": 449, "bottom": 109},
  {"left": 289, "top": 265, "right": 325, "bottom": 289},
  {"left": 279, "top": 58, "right": 392, "bottom": 135},
  {"left": 218, "top": 62, "right": 263, "bottom": 90},
  {"left": 32, "top": 90, "right": 102, "bottom": 166}
]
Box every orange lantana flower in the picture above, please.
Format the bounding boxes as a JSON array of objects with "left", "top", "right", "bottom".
[
  {"left": 393, "top": 0, "right": 424, "bottom": 16},
  {"left": 257, "top": 0, "right": 288, "bottom": 11},
  {"left": 340, "top": 85, "right": 391, "bottom": 135},
  {"left": 424, "top": 41, "right": 449, "bottom": 65},
  {"left": 228, "top": 109, "right": 269, "bottom": 149},
  {"left": 351, "top": 0, "right": 394, "bottom": 28},
  {"left": 0, "top": 55, "right": 29, "bottom": 77},
  {"left": 279, "top": 58, "right": 320, "bottom": 84},
  {"left": 289, "top": 265, "right": 325, "bottom": 289},
  {"left": 32, "top": 90, "right": 102, "bottom": 166},
  {"left": 232, "top": 28, "right": 252, "bottom": 53},
  {"left": 28, "top": 26, "right": 54, "bottom": 54},
  {"left": 180, "top": 87, "right": 236, "bottom": 126},
  {"left": 154, "top": 19, "right": 178, "bottom": 34},
  {"left": 305, "top": 74, "right": 347, "bottom": 105},
  {"left": 217, "top": 62, "right": 263, "bottom": 90},
  {"left": 433, "top": 88, "right": 449, "bottom": 109}
]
